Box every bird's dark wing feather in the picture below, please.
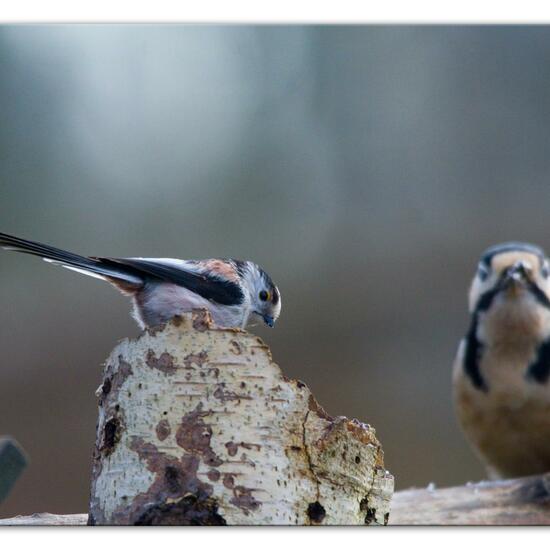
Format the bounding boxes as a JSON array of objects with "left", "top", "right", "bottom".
[
  {"left": 0, "top": 231, "right": 142, "bottom": 285},
  {"left": 96, "top": 258, "right": 245, "bottom": 306}
]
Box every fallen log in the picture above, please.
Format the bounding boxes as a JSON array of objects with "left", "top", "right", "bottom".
[{"left": 3, "top": 473, "right": 550, "bottom": 525}]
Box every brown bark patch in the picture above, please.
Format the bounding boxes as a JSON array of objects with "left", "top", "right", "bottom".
[
  {"left": 345, "top": 419, "right": 376, "bottom": 445},
  {"left": 213, "top": 384, "right": 252, "bottom": 403},
  {"left": 116, "top": 437, "right": 225, "bottom": 526},
  {"left": 155, "top": 419, "right": 171, "bottom": 441},
  {"left": 145, "top": 350, "right": 177, "bottom": 375},
  {"left": 230, "top": 485, "right": 261, "bottom": 515},
  {"left": 225, "top": 441, "right": 261, "bottom": 457},
  {"left": 183, "top": 351, "right": 208, "bottom": 369},
  {"left": 229, "top": 340, "right": 242, "bottom": 355},
  {"left": 225, "top": 441, "right": 238, "bottom": 456},
  {"left": 308, "top": 394, "right": 333, "bottom": 421},
  {"left": 207, "top": 469, "right": 221, "bottom": 482},
  {"left": 175, "top": 405, "right": 223, "bottom": 467},
  {"left": 223, "top": 474, "right": 235, "bottom": 489},
  {"left": 134, "top": 494, "right": 226, "bottom": 526},
  {"left": 100, "top": 416, "right": 124, "bottom": 456},
  {"left": 101, "top": 356, "right": 133, "bottom": 402}
]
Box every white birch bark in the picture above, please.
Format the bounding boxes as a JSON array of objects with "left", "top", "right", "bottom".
[{"left": 88, "top": 310, "right": 394, "bottom": 525}]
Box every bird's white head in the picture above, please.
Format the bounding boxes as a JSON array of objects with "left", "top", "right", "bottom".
[
  {"left": 468, "top": 242, "right": 550, "bottom": 344},
  {"left": 240, "top": 261, "right": 281, "bottom": 328}
]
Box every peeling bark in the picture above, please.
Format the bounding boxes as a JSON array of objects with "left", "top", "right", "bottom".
[{"left": 87, "top": 310, "right": 394, "bottom": 525}]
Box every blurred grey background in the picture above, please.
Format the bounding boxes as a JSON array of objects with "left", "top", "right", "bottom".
[{"left": 2, "top": 25, "right": 550, "bottom": 517}]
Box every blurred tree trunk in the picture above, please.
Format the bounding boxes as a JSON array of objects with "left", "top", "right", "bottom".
[{"left": 87, "top": 311, "right": 394, "bottom": 526}]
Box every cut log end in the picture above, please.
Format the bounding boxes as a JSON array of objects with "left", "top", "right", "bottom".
[{"left": 87, "top": 310, "right": 394, "bottom": 525}]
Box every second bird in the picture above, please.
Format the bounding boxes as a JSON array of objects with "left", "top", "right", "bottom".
[{"left": 453, "top": 242, "right": 550, "bottom": 479}]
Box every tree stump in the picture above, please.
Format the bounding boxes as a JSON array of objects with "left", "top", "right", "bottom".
[{"left": 88, "top": 310, "right": 394, "bottom": 525}]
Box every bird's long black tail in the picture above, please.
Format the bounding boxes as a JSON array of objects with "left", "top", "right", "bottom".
[{"left": 0, "top": 231, "right": 143, "bottom": 287}]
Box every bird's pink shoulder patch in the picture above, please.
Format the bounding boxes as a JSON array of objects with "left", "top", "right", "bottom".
[{"left": 197, "top": 259, "right": 240, "bottom": 282}]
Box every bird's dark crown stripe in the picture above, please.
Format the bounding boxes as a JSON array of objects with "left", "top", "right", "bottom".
[
  {"left": 463, "top": 315, "right": 489, "bottom": 392},
  {"left": 526, "top": 339, "right": 550, "bottom": 384},
  {"left": 101, "top": 258, "right": 245, "bottom": 306},
  {"left": 231, "top": 259, "right": 248, "bottom": 278},
  {"left": 256, "top": 267, "right": 279, "bottom": 305},
  {"left": 480, "top": 242, "right": 545, "bottom": 268}
]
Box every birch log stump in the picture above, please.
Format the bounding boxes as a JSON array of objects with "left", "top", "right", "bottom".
[{"left": 87, "top": 310, "right": 394, "bottom": 525}]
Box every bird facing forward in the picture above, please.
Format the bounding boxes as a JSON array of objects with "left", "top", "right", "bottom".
[
  {"left": 453, "top": 242, "right": 550, "bottom": 479},
  {"left": 0, "top": 232, "right": 281, "bottom": 330}
]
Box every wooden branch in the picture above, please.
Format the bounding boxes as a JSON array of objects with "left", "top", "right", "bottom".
[
  {"left": 3, "top": 472, "right": 550, "bottom": 525},
  {"left": 87, "top": 311, "right": 393, "bottom": 525},
  {"left": 389, "top": 474, "right": 550, "bottom": 525},
  {"left": 0, "top": 513, "right": 87, "bottom": 526}
]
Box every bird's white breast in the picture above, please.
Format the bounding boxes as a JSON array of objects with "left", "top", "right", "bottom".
[{"left": 132, "top": 283, "right": 249, "bottom": 329}]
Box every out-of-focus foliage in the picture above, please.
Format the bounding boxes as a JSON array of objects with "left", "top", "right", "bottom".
[{"left": 2, "top": 25, "right": 550, "bottom": 515}]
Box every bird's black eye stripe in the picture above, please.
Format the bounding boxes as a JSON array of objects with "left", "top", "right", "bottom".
[
  {"left": 259, "top": 290, "right": 269, "bottom": 301},
  {"left": 526, "top": 280, "right": 550, "bottom": 309},
  {"left": 474, "top": 287, "right": 499, "bottom": 313}
]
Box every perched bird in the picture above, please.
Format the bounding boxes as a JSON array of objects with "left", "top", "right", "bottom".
[
  {"left": 0, "top": 231, "right": 281, "bottom": 330},
  {"left": 453, "top": 242, "right": 550, "bottom": 479}
]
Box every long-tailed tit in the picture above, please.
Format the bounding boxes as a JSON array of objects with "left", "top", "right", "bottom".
[
  {"left": 0, "top": 231, "right": 281, "bottom": 330},
  {"left": 453, "top": 242, "right": 550, "bottom": 478}
]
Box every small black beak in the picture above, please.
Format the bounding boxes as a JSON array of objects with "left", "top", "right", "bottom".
[
  {"left": 504, "top": 261, "right": 529, "bottom": 283},
  {"left": 262, "top": 315, "right": 274, "bottom": 328}
]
